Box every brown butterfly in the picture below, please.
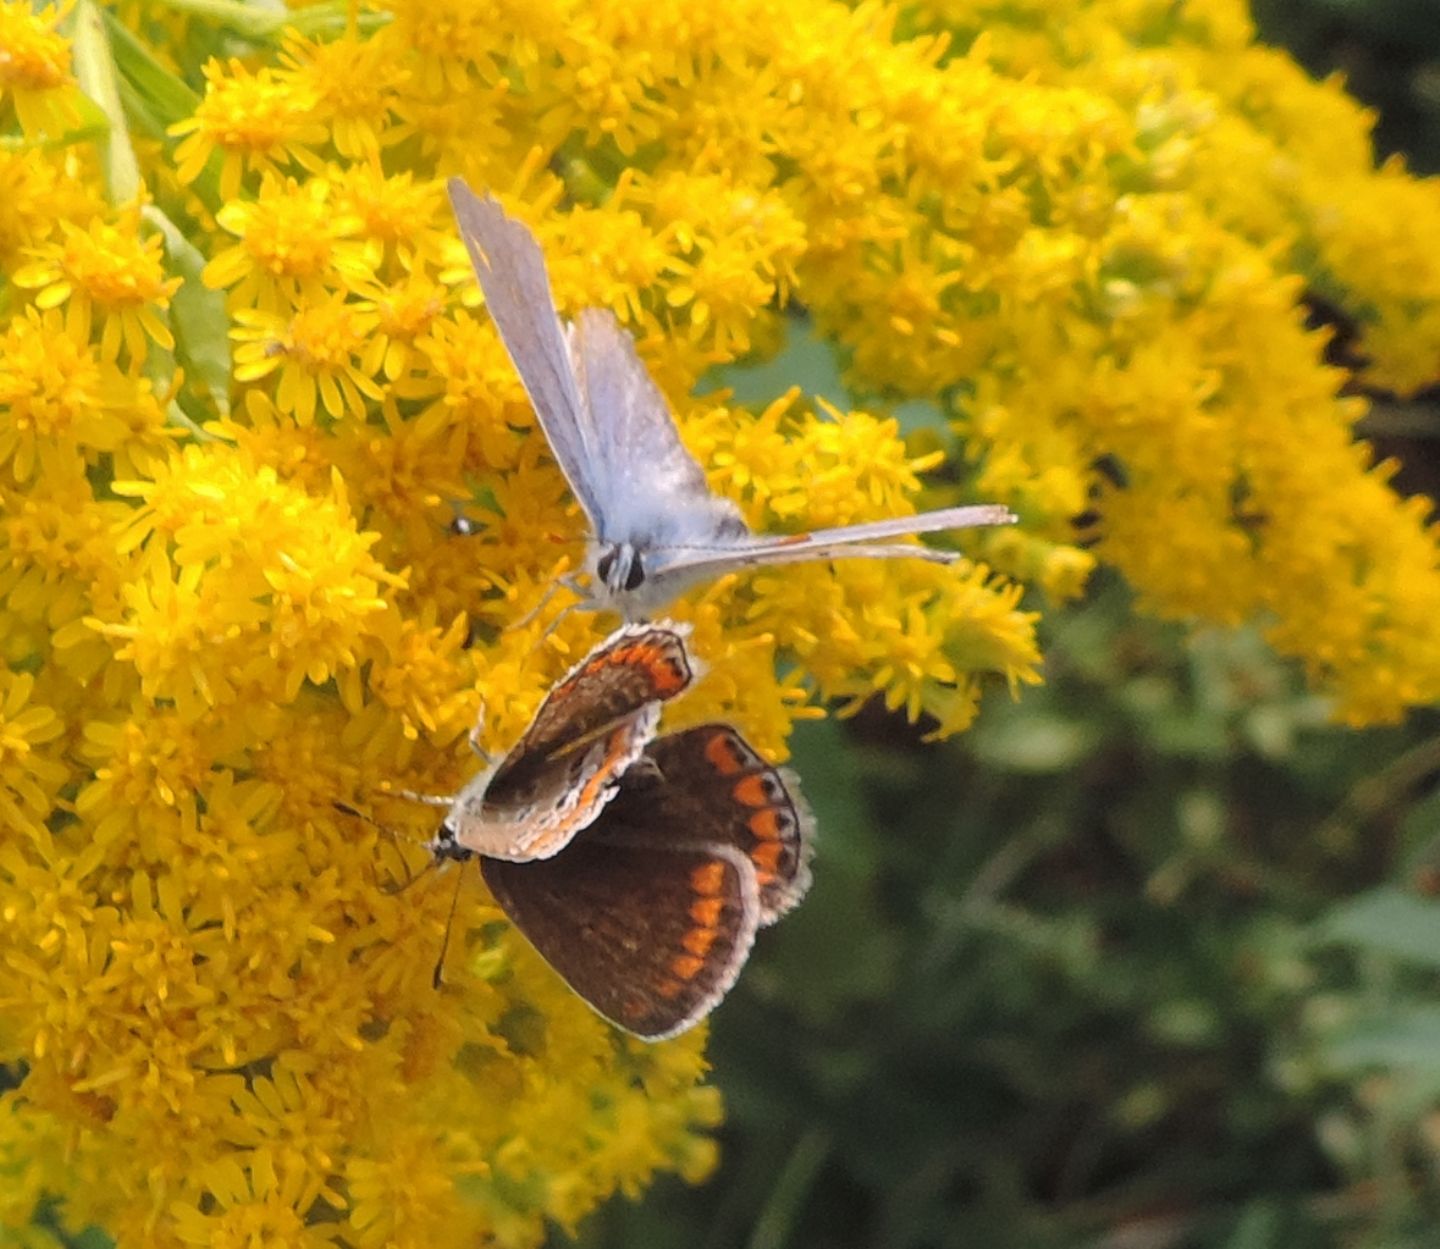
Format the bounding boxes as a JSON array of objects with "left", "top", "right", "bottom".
[{"left": 425, "top": 622, "right": 813, "bottom": 1038}]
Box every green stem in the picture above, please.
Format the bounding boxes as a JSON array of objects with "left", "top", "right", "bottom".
[{"left": 69, "top": 0, "right": 141, "bottom": 203}]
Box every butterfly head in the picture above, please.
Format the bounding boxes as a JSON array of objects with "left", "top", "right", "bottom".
[
  {"left": 586, "top": 540, "right": 670, "bottom": 618},
  {"left": 427, "top": 818, "right": 474, "bottom": 866},
  {"left": 593, "top": 542, "right": 646, "bottom": 597},
  {"left": 584, "top": 539, "right": 717, "bottom": 619}
]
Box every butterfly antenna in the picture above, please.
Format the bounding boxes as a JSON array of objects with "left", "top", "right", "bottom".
[
  {"left": 432, "top": 862, "right": 468, "bottom": 989},
  {"left": 333, "top": 800, "right": 435, "bottom": 895}
]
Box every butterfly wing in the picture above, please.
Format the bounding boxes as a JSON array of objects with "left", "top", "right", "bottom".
[
  {"left": 639, "top": 503, "right": 1018, "bottom": 596},
  {"left": 603, "top": 724, "right": 813, "bottom": 923},
  {"left": 449, "top": 180, "right": 746, "bottom": 558},
  {"left": 448, "top": 179, "right": 610, "bottom": 531},
  {"left": 449, "top": 704, "right": 659, "bottom": 862},
  {"left": 567, "top": 307, "right": 749, "bottom": 550},
  {"left": 478, "top": 722, "right": 811, "bottom": 1035},
  {"left": 492, "top": 622, "right": 694, "bottom": 777},
  {"left": 448, "top": 623, "right": 694, "bottom": 861},
  {"left": 481, "top": 840, "right": 759, "bottom": 1039}
]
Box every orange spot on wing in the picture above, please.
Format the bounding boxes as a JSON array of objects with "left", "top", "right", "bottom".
[
  {"left": 748, "top": 808, "right": 783, "bottom": 841},
  {"left": 690, "top": 896, "right": 724, "bottom": 927},
  {"left": 690, "top": 861, "right": 726, "bottom": 896},
  {"left": 683, "top": 926, "right": 718, "bottom": 958},
  {"left": 704, "top": 731, "right": 747, "bottom": 776},
  {"left": 670, "top": 953, "right": 705, "bottom": 981},
  {"left": 600, "top": 638, "right": 689, "bottom": 697},
  {"left": 733, "top": 775, "right": 771, "bottom": 807},
  {"left": 556, "top": 723, "right": 640, "bottom": 842},
  {"left": 650, "top": 656, "right": 689, "bottom": 696},
  {"left": 751, "top": 841, "right": 783, "bottom": 876},
  {"left": 656, "top": 978, "right": 684, "bottom": 1000}
]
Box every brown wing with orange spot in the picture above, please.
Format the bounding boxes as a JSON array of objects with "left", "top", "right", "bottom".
[
  {"left": 599, "top": 724, "right": 814, "bottom": 924},
  {"left": 481, "top": 622, "right": 692, "bottom": 824},
  {"left": 481, "top": 840, "right": 758, "bottom": 1039}
]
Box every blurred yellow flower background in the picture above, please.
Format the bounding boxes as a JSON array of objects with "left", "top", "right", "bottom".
[{"left": 0, "top": 0, "right": 1437, "bottom": 1244}]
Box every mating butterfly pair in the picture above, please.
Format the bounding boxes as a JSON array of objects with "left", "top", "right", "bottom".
[
  {"left": 352, "top": 183, "right": 1012, "bottom": 1037},
  {"left": 410, "top": 622, "right": 810, "bottom": 1040}
]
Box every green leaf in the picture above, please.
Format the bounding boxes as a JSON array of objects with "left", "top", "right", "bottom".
[
  {"left": 141, "top": 0, "right": 292, "bottom": 41},
  {"left": 890, "top": 397, "right": 949, "bottom": 439},
  {"left": 101, "top": 8, "right": 201, "bottom": 132},
  {"left": 144, "top": 206, "right": 232, "bottom": 418},
  {"left": 1222, "top": 1202, "right": 1285, "bottom": 1249},
  {"left": 747, "top": 1128, "right": 831, "bottom": 1249},
  {"left": 1316, "top": 888, "right": 1440, "bottom": 969},
  {"left": 755, "top": 720, "right": 901, "bottom": 1021},
  {"left": 703, "top": 314, "right": 849, "bottom": 409}
]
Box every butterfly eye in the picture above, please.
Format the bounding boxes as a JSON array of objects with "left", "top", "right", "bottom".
[
  {"left": 597, "top": 547, "right": 646, "bottom": 592},
  {"left": 430, "top": 822, "right": 471, "bottom": 864}
]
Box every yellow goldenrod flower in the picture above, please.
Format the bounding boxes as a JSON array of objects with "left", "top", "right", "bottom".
[
  {"left": 170, "top": 58, "right": 329, "bottom": 201},
  {"left": 0, "top": 0, "right": 82, "bottom": 137},
  {"left": 354, "top": 272, "right": 449, "bottom": 381},
  {"left": 231, "top": 299, "right": 384, "bottom": 424},
  {"left": 205, "top": 175, "right": 376, "bottom": 314},
  {"left": 280, "top": 27, "right": 413, "bottom": 160},
  {"left": 0, "top": 669, "right": 65, "bottom": 841},
  {"left": 0, "top": 307, "right": 162, "bottom": 482},
  {"left": 0, "top": 150, "right": 103, "bottom": 269},
  {"left": 408, "top": 309, "right": 533, "bottom": 466},
  {"left": 171, "top": 1150, "right": 341, "bottom": 1249},
  {"left": 331, "top": 166, "right": 449, "bottom": 272},
  {"left": 97, "top": 448, "right": 401, "bottom": 715},
  {"left": 638, "top": 171, "right": 807, "bottom": 356},
  {"left": 12, "top": 212, "right": 181, "bottom": 364}
]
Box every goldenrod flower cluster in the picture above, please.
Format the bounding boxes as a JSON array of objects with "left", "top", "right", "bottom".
[{"left": 0, "top": 0, "right": 1436, "bottom": 1244}]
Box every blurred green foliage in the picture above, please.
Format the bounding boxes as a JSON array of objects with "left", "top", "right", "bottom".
[{"left": 570, "top": 9, "right": 1440, "bottom": 1245}]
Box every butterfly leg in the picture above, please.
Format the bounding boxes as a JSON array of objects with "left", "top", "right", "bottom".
[
  {"left": 468, "top": 697, "right": 494, "bottom": 768},
  {"left": 536, "top": 597, "right": 594, "bottom": 644},
  {"left": 508, "top": 572, "right": 595, "bottom": 634}
]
